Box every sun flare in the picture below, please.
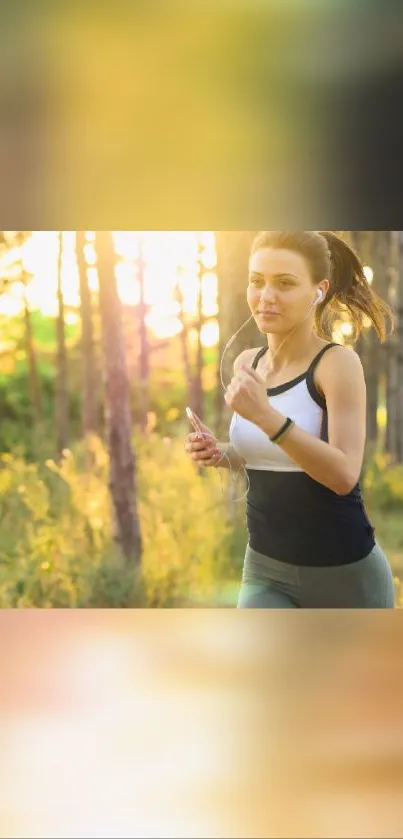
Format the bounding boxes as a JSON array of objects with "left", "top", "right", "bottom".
[{"left": 0, "top": 232, "right": 218, "bottom": 348}]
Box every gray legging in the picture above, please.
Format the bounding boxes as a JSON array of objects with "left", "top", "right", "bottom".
[{"left": 237, "top": 543, "right": 396, "bottom": 609}]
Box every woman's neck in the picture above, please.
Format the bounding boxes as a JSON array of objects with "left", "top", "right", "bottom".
[{"left": 265, "top": 325, "right": 323, "bottom": 373}]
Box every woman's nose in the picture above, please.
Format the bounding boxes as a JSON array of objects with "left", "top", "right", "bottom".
[{"left": 260, "top": 286, "right": 276, "bottom": 305}]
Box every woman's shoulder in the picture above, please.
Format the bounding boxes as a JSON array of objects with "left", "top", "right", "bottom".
[
  {"left": 315, "top": 344, "right": 364, "bottom": 393},
  {"left": 233, "top": 347, "right": 265, "bottom": 373},
  {"left": 320, "top": 343, "right": 363, "bottom": 368}
]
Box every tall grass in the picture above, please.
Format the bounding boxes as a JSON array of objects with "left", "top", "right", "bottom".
[
  {"left": 0, "top": 433, "right": 241, "bottom": 608},
  {"left": 0, "top": 436, "right": 402, "bottom": 607}
]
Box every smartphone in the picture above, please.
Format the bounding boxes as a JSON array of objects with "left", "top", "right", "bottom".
[{"left": 185, "top": 406, "right": 206, "bottom": 439}]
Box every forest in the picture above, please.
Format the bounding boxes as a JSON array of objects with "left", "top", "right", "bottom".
[{"left": 0, "top": 230, "right": 402, "bottom": 608}]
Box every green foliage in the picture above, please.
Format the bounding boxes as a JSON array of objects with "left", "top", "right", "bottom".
[
  {"left": 363, "top": 451, "right": 403, "bottom": 514},
  {"left": 0, "top": 433, "right": 239, "bottom": 608},
  {"left": 31, "top": 310, "right": 80, "bottom": 347},
  {"left": 361, "top": 452, "right": 403, "bottom": 607},
  {"left": 0, "top": 366, "right": 84, "bottom": 460},
  {"left": 136, "top": 431, "right": 237, "bottom": 606},
  {"left": 0, "top": 435, "right": 402, "bottom": 608},
  {"left": 0, "top": 438, "right": 114, "bottom": 607}
]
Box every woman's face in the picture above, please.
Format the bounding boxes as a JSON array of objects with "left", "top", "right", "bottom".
[{"left": 247, "top": 247, "right": 325, "bottom": 334}]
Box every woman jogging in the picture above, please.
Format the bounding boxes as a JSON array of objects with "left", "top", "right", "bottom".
[{"left": 185, "top": 231, "right": 396, "bottom": 608}]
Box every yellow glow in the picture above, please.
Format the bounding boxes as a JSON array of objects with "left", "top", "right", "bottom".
[
  {"left": 363, "top": 265, "right": 373, "bottom": 285},
  {"left": 84, "top": 267, "right": 98, "bottom": 292},
  {"left": 0, "top": 231, "right": 217, "bottom": 341},
  {"left": 115, "top": 261, "right": 140, "bottom": 306},
  {"left": 377, "top": 405, "right": 387, "bottom": 430},
  {"left": 201, "top": 272, "right": 218, "bottom": 316},
  {"left": 83, "top": 244, "right": 97, "bottom": 266},
  {"left": 198, "top": 231, "right": 215, "bottom": 248},
  {"left": 0, "top": 245, "right": 22, "bottom": 273},
  {"left": 112, "top": 231, "right": 141, "bottom": 261},
  {"left": 340, "top": 322, "right": 353, "bottom": 336},
  {"left": 201, "top": 320, "right": 219, "bottom": 348},
  {"left": 146, "top": 313, "right": 183, "bottom": 339},
  {"left": 332, "top": 324, "right": 346, "bottom": 345},
  {"left": 200, "top": 248, "right": 217, "bottom": 271},
  {"left": 65, "top": 312, "right": 80, "bottom": 326},
  {"left": 0, "top": 293, "right": 24, "bottom": 317}
]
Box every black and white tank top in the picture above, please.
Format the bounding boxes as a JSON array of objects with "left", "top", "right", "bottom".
[{"left": 229, "top": 343, "right": 375, "bottom": 567}]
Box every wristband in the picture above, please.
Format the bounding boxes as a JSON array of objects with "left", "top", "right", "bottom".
[{"left": 270, "top": 417, "right": 295, "bottom": 444}]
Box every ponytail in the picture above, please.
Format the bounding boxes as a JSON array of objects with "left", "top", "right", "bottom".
[{"left": 318, "top": 231, "right": 394, "bottom": 342}]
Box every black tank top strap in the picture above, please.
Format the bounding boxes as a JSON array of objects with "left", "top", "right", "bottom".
[
  {"left": 252, "top": 346, "right": 269, "bottom": 370},
  {"left": 306, "top": 343, "right": 340, "bottom": 411},
  {"left": 307, "top": 342, "right": 339, "bottom": 376}
]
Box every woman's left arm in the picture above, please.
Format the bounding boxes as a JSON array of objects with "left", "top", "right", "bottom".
[{"left": 255, "top": 347, "right": 367, "bottom": 495}]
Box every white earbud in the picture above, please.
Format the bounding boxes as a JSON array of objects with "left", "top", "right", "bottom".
[{"left": 316, "top": 288, "right": 323, "bottom": 303}]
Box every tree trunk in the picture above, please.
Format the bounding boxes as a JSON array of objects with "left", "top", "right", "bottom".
[
  {"left": 352, "top": 231, "right": 366, "bottom": 361},
  {"left": 137, "top": 240, "right": 150, "bottom": 433},
  {"left": 352, "top": 232, "right": 379, "bottom": 446},
  {"left": 192, "top": 240, "right": 204, "bottom": 421},
  {"left": 395, "top": 231, "right": 403, "bottom": 461},
  {"left": 386, "top": 231, "right": 399, "bottom": 457},
  {"left": 95, "top": 231, "right": 142, "bottom": 566},
  {"left": 174, "top": 276, "right": 193, "bottom": 408},
  {"left": 371, "top": 231, "right": 392, "bottom": 452},
  {"left": 366, "top": 231, "right": 391, "bottom": 447},
  {"left": 76, "top": 230, "right": 98, "bottom": 438},
  {"left": 214, "top": 231, "right": 261, "bottom": 438},
  {"left": 55, "top": 232, "right": 69, "bottom": 457},
  {"left": 23, "top": 271, "right": 42, "bottom": 425}
]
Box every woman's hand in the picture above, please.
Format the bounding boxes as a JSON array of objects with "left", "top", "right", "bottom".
[
  {"left": 224, "top": 365, "right": 271, "bottom": 426},
  {"left": 184, "top": 414, "right": 222, "bottom": 468}
]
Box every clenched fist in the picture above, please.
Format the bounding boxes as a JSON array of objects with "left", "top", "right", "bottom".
[{"left": 224, "top": 364, "right": 270, "bottom": 426}]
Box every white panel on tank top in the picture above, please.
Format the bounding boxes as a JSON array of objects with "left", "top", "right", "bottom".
[{"left": 229, "top": 379, "right": 323, "bottom": 471}]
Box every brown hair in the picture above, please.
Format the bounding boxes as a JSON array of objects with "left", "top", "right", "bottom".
[{"left": 251, "top": 230, "right": 394, "bottom": 342}]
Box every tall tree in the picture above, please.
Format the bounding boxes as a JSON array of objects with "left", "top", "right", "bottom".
[
  {"left": 95, "top": 231, "right": 142, "bottom": 566},
  {"left": 371, "top": 231, "right": 393, "bottom": 451},
  {"left": 137, "top": 237, "right": 150, "bottom": 433},
  {"left": 76, "top": 231, "right": 98, "bottom": 438},
  {"left": 385, "top": 231, "right": 399, "bottom": 458},
  {"left": 367, "top": 232, "right": 391, "bottom": 446},
  {"left": 3, "top": 232, "right": 44, "bottom": 429},
  {"left": 395, "top": 232, "right": 403, "bottom": 461},
  {"left": 55, "top": 232, "right": 69, "bottom": 457},
  {"left": 22, "top": 268, "right": 43, "bottom": 426},
  {"left": 173, "top": 272, "right": 193, "bottom": 408},
  {"left": 350, "top": 231, "right": 380, "bottom": 446},
  {"left": 192, "top": 237, "right": 205, "bottom": 422}
]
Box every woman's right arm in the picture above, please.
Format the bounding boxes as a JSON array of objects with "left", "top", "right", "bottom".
[
  {"left": 184, "top": 347, "right": 258, "bottom": 470},
  {"left": 185, "top": 433, "right": 245, "bottom": 470}
]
